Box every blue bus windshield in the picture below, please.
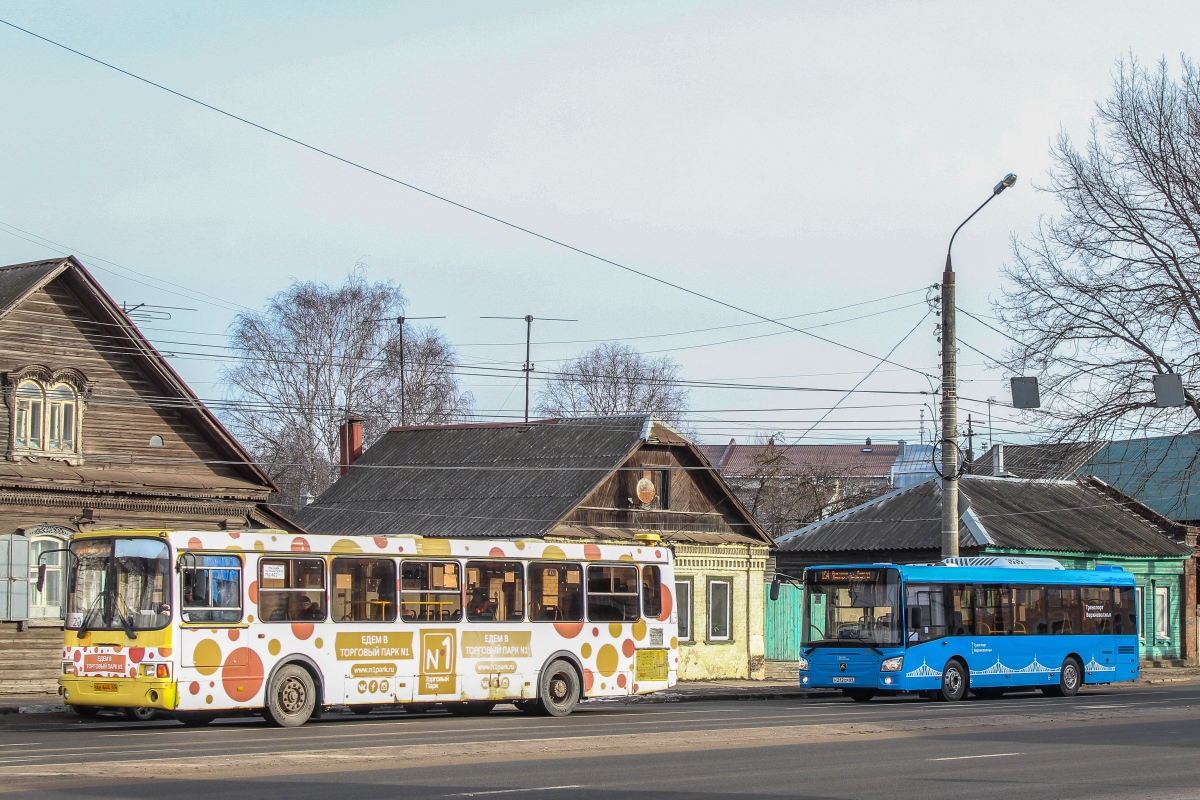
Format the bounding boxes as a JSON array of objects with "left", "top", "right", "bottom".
[{"left": 802, "top": 567, "right": 902, "bottom": 648}]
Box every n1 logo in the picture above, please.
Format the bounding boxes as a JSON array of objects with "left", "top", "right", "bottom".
[{"left": 419, "top": 629, "right": 457, "bottom": 696}]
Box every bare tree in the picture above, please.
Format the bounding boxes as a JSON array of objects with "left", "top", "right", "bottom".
[
  {"left": 535, "top": 342, "right": 690, "bottom": 426},
  {"left": 729, "top": 435, "right": 888, "bottom": 539},
  {"left": 996, "top": 56, "right": 1200, "bottom": 443},
  {"left": 221, "top": 268, "right": 472, "bottom": 507}
]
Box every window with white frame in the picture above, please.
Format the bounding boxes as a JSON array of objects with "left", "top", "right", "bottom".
[
  {"left": 675, "top": 580, "right": 692, "bottom": 642},
  {"left": 708, "top": 579, "right": 732, "bottom": 641},
  {"left": 7, "top": 370, "right": 88, "bottom": 462},
  {"left": 26, "top": 527, "right": 72, "bottom": 620},
  {"left": 1155, "top": 586, "right": 1171, "bottom": 640}
]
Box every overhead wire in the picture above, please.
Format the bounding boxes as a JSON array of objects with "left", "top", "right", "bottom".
[{"left": 0, "top": 17, "right": 937, "bottom": 379}]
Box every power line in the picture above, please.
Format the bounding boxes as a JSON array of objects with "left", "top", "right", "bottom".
[{"left": 0, "top": 17, "right": 936, "bottom": 379}]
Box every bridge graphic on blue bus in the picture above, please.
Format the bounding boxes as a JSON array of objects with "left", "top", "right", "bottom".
[{"left": 905, "top": 655, "right": 1117, "bottom": 680}]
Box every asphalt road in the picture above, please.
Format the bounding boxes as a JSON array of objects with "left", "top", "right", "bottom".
[{"left": 1, "top": 684, "right": 1198, "bottom": 799}]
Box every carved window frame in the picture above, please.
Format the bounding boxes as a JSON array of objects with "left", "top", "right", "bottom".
[{"left": 4, "top": 366, "right": 92, "bottom": 465}]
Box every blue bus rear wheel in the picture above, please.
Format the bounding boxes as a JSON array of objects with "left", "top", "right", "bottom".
[{"left": 1043, "top": 656, "right": 1082, "bottom": 697}]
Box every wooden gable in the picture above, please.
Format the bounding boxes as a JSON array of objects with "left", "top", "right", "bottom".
[
  {"left": 0, "top": 258, "right": 273, "bottom": 500},
  {"left": 562, "top": 440, "right": 770, "bottom": 543}
]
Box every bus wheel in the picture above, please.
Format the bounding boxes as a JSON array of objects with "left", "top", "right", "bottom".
[
  {"left": 125, "top": 706, "right": 160, "bottom": 721},
  {"left": 1044, "top": 656, "right": 1082, "bottom": 698},
  {"left": 844, "top": 689, "right": 876, "bottom": 702},
  {"left": 939, "top": 659, "right": 968, "bottom": 702},
  {"left": 349, "top": 705, "right": 374, "bottom": 716},
  {"left": 264, "top": 664, "right": 317, "bottom": 727},
  {"left": 446, "top": 702, "right": 496, "bottom": 716},
  {"left": 536, "top": 659, "right": 581, "bottom": 717},
  {"left": 174, "top": 712, "right": 217, "bottom": 727},
  {"left": 69, "top": 705, "right": 101, "bottom": 718}
]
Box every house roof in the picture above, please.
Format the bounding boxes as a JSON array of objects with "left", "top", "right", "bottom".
[
  {"left": 0, "top": 257, "right": 277, "bottom": 494},
  {"left": 775, "top": 474, "right": 1192, "bottom": 558},
  {"left": 972, "top": 441, "right": 1105, "bottom": 480},
  {"left": 1081, "top": 434, "right": 1200, "bottom": 522},
  {"left": 699, "top": 439, "right": 899, "bottom": 478},
  {"left": 296, "top": 415, "right": 770, "bottom": 543}
]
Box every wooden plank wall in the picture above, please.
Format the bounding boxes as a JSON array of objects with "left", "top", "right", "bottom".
[
  {"left": 0, "top": 623, "right": 61, "bottom": 695},
  {"left": 0, "top": 281, "right": 246, "bottom": 484},
  {"left": 567, "top": 445, "right": 752, "bottom": 535}
]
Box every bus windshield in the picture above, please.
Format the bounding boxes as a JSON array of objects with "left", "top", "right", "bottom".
[
  {"left": 67, "top": 538, "right": 171, "bottom": 634},
  {"left": 803, "top": 567, "right": 901, "bottom": 647}
]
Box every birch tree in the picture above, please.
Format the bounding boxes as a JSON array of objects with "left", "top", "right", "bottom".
[
  {"left": 222, "top": 269, "right": 471, "bottom": 507},
  {"left": 997, "top": 56, "right": 1200, "bottom": 442}
]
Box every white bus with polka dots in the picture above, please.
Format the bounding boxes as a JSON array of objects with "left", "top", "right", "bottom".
[{"left": 55, "top": 529, "right": 679, "bottom": 726}]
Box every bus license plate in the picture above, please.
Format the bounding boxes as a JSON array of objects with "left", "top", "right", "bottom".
[
  {"left": 93, "top": 682, "right": 119, "bottom": 693},
  {"left": 832, "top": 677, "right": 855, "bottom": 684}
]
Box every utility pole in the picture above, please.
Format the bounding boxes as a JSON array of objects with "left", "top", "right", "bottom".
[
  {"left": 481, "top": 315, "right": 577, "bottom": 422},
  {"left": 941, "top": 173, "right": 1016, "bottom": 559},
  {"left": 394, "top": 315, "right": 446, "bottom": 427},
  {"left": 986, "top": 396, "right": 996, "bottom": 455}
]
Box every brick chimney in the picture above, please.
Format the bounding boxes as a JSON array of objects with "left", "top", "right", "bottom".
[{"left": 339, "top": 414, "right": 364, "bottom": 476}]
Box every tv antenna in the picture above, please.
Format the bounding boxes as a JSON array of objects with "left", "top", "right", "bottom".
[{"left": 481, "top": 315, "right": 577, "bottom": 422}]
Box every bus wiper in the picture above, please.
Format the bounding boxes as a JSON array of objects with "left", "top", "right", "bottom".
[
  {"left": 113, "top": 590, "right": 138, "bottom": 640},
  {"left": 76, "top": 592, "right": 103, "bottom": 638}
]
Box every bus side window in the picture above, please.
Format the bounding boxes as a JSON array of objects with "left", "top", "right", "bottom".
[
  {"left": 181, "top": 554, "right": 242, "bottom": 624},
  {"left": 400, "top": 561, "right": 462, "bottom": 622},
  {"left": 331, "top": 558, "right": 397, "bottom": 622},
  {"left": 259, "top": 558, "right": 326, "bottom": 622},
  {"left": 975, "top": 584, "right": 1014, "bottom": 635},
  {"left": 1114, "top": 586, "right": 1137, "bottom": 635},
  {"left": 1046, "top": 586, "right": 1081, "bottom": 634},
  {"left": 465, "top": 561, "right": 525, "bottom": 622},
  {"left": 905, "top": 584, "right": 949, "bottom": 642},
  {"left": 528, "top": 563, "right": 582, "bottom": 621},
  {"left": 1013, "top": 586, "right": 1047, "bottom": 635},
  {"left": 586, "top": 565, "right": 640, "bottom": 622},
  {"left": 1081, "top": 586, "right": 1114, "bottom": 635},
  {"left": 641, "top": 565, "right": 663, "bottom": 619}
]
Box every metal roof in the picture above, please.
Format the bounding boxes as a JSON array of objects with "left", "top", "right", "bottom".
[
  {"left": 776, "top": 475, "right": 1192, "bottom": 558},
  {"left": 972, "top": 441, "right": 1105, "bottom": 480},
  {"left": 700, "top": 439, "right": 899, "bottom": 478},
  {"left": 296, "top": 416, "right": 651, "bottom": 538},
  {"left": 1082, "top": 434, "right": 1200, "bottom": 523}
]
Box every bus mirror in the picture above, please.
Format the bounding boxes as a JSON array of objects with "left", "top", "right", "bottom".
[
  {"left": 769, "top": 578, "right": 781, "bottom": 602},
  {"left": 36, "top": 563, "right": 47, "bottom": 593}
]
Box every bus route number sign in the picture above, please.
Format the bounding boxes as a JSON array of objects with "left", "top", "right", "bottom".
[{"left": 818, "top": 569, "right": 877, "bottom": 582}]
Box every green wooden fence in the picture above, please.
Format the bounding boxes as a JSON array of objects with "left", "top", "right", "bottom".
[{"left": 764, "top": 581, "right": 802, "bottom": 661}]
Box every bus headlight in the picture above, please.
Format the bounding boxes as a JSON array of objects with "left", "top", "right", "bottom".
[
  {"left": 797, "top": 656, "right": 810, "bottom": 672},
  {"left": 881, "top": 656, "right": 904, "bottom": 672}
]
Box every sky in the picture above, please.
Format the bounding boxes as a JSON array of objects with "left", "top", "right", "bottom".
[{"left": 1, "top": 1, "right": 1197, "bottom": 449}]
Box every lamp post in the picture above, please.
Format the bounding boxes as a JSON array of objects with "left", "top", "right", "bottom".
[{"left": 940, "top": 173, "right": 1016, "bottom": 559}]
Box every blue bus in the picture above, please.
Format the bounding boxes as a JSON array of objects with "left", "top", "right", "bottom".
[{"left": 792, "top": 558, "right": 1138, "bottom": 701}]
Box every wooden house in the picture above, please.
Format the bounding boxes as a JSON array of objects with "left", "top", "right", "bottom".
[
  {"left": 0, "top": 257, "right": 297, "bottom": 695},
  {"left": 296, "top": 415, "right": 775, "bottom": 680}
]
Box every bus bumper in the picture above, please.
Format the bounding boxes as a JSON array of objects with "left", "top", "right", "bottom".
[{"left": 60, "top": 676, "right": 177, "bottom": 710}]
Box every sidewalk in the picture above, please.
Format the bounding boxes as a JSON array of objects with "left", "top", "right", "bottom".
[{"left": 4, "top": 666, "right": 1199, "bottom": 718}]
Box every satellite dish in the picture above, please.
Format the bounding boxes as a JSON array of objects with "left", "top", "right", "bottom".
[{"left": 636, "top": 477, "right": 656, "bottom": 505}]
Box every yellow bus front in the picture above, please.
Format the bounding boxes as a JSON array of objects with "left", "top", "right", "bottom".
[{"left": 59, "top": 532, "right": 178, "bottom": 713}]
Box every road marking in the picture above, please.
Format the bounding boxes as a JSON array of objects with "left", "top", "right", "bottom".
[
  {"left": 928, "top": 752, "right": 1023, "bottom": 761},
  {"left": 442, "top": 786, "right": 585, "bottom": 797},
  {"left": 0, "top": 743, "right": 40, "bottom": 748}
]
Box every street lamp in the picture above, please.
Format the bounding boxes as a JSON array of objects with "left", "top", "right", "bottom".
[{"left": 940, "top": 173, "right": 1016, "bottom": 559}]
